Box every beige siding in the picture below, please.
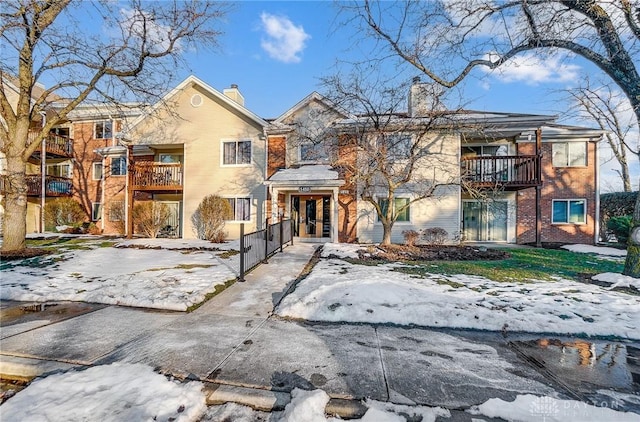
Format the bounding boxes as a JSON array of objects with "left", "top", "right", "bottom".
[
  {"left": 356, "top": 132, "right": 462, "bottom": 244},
  {"left": 131, "top": 84, "right": 266, "bottom": 239}
]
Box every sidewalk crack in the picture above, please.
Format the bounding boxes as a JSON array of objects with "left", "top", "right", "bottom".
[{"left": 374, "top": 326, "right": 390, "bottom": 401}]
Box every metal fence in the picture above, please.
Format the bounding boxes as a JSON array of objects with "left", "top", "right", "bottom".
[{"left": 239, "top": 219, "right": 293, "bottom": 281}]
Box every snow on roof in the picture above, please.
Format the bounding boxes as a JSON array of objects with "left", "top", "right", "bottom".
[{"left": 268, "top": 165, "right": 340, "bottom": 182}]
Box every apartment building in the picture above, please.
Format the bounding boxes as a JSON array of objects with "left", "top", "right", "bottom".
[{"left": 4, "top": 76, "right": 603, "bottom": 245}]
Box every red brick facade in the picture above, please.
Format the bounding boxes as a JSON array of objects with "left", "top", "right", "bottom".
[{"left": 516, "top": 141, "right": 597, "bottom": 244}]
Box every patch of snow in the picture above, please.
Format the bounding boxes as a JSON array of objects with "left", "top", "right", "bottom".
[
  {"left": 321, "top": 242, "right": 365, "bottom": 259},
  {"left": 269, "top": 165, "right": 339, "bottom": 181},
  {"left": 0, "top": 363, "right": 206, "bottom": 422},
  {"left": 279, "top": 388, "right": 452, "bottom": 422},
  {"left": 470, "top": 394, "right": 640, "bottom": 422},
  {"left": 562, "top": 244, "right": 627, "bottom": 260},
  {"left": 593, "top": 272, "right": 640, "bottom": 290},
  {"left": 202, "top": 402, "right": 274, "bottom": 421},
  {"left": 1, "top": 246, "right": 238, "bottom": 311},
  {"left": 276, "top": 258, "right": 640, "bottom": 339},
  {"left": 115, "top": 238, "right": 239, "bottom": 251}
]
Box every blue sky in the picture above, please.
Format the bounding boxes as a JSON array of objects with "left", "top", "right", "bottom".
[
  {"left": 180, "top": 2, "right": 592, "bottom": 119},
  {"left": 43, "top": 1, "right": 635, "bottom": 191},
  {"left": 171, "top": 1, "right": 637, "bottom": 191}
]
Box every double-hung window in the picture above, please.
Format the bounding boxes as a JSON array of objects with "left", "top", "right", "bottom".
[
  {"left": 46, "top": 163, "right": 72, "bottom": 178},
  {"left": 552, "top": 199, "right": 586, "bottom": 224},
  {"left": 378, "top": 197, "right": 410, "bottom": 222},
  {"left": 91, "top": 202, "right": 102, "bottom": 221},
  {"left": 92, "top": 162, "right": 103, "bottom": 180},
  {"left": 222, "top": 140, "right": 251, "bottom": 165},
  {"left": 94, "top": 121, "right": 113, "bottom": 139},
  {"left": 300, "top": 142, "right": 329, "bottom": 162},
  {"left": 552, "top": 142, "right": 587, "bottom": 167},
  {"left": 226, "top": 197, "right": 251, "bottom": 221},
  {"left": 111, "top": 156, "right": 126, "bottom": 176}
]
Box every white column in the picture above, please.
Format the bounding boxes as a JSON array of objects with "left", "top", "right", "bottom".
[
  {"left": 332, "top": 187, "right": 339, "bottom": 243},
  {"left": 271, "top": 186, "right": 279, "bottom": 223}
]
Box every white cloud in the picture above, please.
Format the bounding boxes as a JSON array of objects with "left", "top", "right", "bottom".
[
  {"left": 259, "top": 13, "right": 310, "bottom": 63},
  {"left": 485, "top": 52, "right": 580, "bottom": 85}
]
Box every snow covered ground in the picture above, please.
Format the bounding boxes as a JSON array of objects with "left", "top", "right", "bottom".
[
  {"left": 3, "top": 364, "right": 638, "bottom": 422},
  {"left": 277, "top": 243, "right": 640, "bottom": 340},
  {"left": 1, "top": 238, "right": 240, "bottom": 311},
  {"left": 562, "top": 244, "right": 627, "bottom": 261}
]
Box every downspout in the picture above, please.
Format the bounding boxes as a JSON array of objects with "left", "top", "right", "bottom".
[
  {"left": 100, "top": 153, "right": 106, "bottom": 232},
  {"left": 40, "top": 111, "right": 46, "bottom": 233},
  {"left": 263, "top": 129, "right": 269, "bottom": 230},
  {"left": 594, "top": 137, "right": 601, "bottom": 244}
]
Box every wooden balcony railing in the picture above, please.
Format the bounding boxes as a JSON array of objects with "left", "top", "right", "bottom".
[
  {"left": 28, "top": 131, "right": 73, "bottom": 157},
  {"left": 24, "top": 175, "right": 73, "bottom": 196},
  {"left": 131, "top": 162, "right": 183, "bottom": 191},
  {"left": 461, "top": 155, "right": 541, "bottom": 189}
]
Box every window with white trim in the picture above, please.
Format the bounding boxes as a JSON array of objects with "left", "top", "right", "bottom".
[
  {"left": 92, "top": 162, "right": 103, "bottom": 180},
  {"left": 225, "top": 197, "right": 251, "bottom": 221},
  {"left": 300, "top": 142, "right": 329, "bottom": 162},
  {"left": 552, "top": 142, "right": 587, "bottom": 167},
  {"left": 46, "top": 163, "right": 72, "bottom": 178},
  {"left": 552, "top": 199, "right": 586, "bottom": 224},
  {"left": 94, "top": 121, "right": 113, "bottom": 139},
  {"left": 222, "top": 140, "right": 251, "bottom": 165},
  {"left": 91, "top": 202, "right": 102, "bottom": 221},
  {"left": 378, "top": 197, "right": 410, "bottom": 222},
  {"left": 111, "top": 156, "right": 126, "bottom": 176}
]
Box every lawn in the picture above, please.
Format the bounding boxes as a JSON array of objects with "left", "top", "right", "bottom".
[{"left": 391, "top": 247, "right": 624, "bottom": 283}]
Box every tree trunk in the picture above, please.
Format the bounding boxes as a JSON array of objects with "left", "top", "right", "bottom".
[
  {"left": 623, "top": 190, "right": 640, "bottom": 277},
  {"left": 2, "top": 152, "right": 29, "bottom": 252},
  {"left": 381, "top": 221, "right": 392, "bottom": 245}
]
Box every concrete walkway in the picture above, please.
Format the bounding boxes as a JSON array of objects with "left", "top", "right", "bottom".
[{"left": 1, "top": 243, "right": 638, "bottom": 419}]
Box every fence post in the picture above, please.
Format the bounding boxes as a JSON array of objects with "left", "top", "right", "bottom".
[
  {"left": 263, "top": 218, "right": 269, "bottom": 264},
  {"left": 280, "top": 219, "right": 284, "bottom": 253},
  {"left": 239, "top": 223, "right": 245, "bottom": 282}
]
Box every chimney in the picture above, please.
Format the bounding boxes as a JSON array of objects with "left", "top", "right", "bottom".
[
  {"left": 408, "top": 77, "right": 445, "bottom": 117},
  {"left": 223, "top": 84, "right": 245, "bottom": 106}
]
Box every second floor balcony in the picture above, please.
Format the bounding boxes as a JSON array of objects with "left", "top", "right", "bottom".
[
  {"left": 131, "top": 162, "right": 183, "bottom": 191},
  {"left": 461, "top": 155, "right": 541, "bottom": 190},
  {"left": 29, "top": 175, "right": 73, "bottom": 196},
  {"left": 29, "top": 130, "right": 74, "bottom": 159}
]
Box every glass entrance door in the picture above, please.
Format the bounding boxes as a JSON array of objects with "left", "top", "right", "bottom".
[
  {"left": 463, "top": 201, "right": 508, "bottom": 242},
  {"left": 292, "top": 195, "right": 331, "bottom": 239}
]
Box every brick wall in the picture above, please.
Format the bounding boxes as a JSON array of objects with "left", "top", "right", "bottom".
[
  {"left": 267, "top": 135, "right": 286, "bottom": 178},
  {"left": 516, "top": 141, "right": 597, "bottom": 244}
]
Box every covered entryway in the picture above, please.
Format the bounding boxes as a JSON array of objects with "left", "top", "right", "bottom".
[{"left": 265, "top": 165, "right": 345, "bottom": 243}]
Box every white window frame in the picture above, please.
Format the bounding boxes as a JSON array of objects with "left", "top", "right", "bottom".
[
  {"left": 552, "top": 142, "right": 587, "bottom": 167},
  {"left": 221, "top": 139, "right": 252, "bottom": 166},
  {"left": 377, "top": 196, "right": 411, "bottom": 224},
  {"left": 552, "top": 199, "right": 587, "bottom": 224},
  {"left": 158, "top": 153, "right": 182, "bottom": 163},
  {"left": 224, "top": 196, "right": 252, "bottom": 222},
  {"left": 94, "top": 120, "right": 113, "bottom": 140},
  {"left": 92, "top": 162, "right": 103, "bottom": 181},
  {"left": 46, "top": 162, "right": 72, "bottom": 178},
  {"left": 91, "top": 202, "right": 102, "bottom": 221},
  {"left": 298, "top": 141, "right": 329, "bottom": 163},
  {"left": 111, "top": 156, "right": 127, "bottom": 176}
]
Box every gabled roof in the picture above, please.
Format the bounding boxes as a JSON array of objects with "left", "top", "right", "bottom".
[
  {"left": 125, "top": 75, "right": 268, "bottom": 133},
  {"left": 270, "top": 91, "right": 354, "bottom": 127}
]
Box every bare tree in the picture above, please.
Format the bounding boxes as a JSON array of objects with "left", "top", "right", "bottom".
[
  {"left": 320, "top": 72, "right": 461, "bottom": 245},
  {"left": 343, "top": 0, "right": 640, "bottom": 274},
  {"left": 561, "top": 78, "right": 638, "bottom": 192},
  {"left": 0, "top": 0, "right": 230, "bottom": 252}
]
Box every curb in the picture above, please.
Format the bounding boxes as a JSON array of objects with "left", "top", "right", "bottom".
[
  {"left": 0, "top": 355, "right": 81, "bottom": 382},
  {"left": 204, "top": 383, "right": 368, "bottom": 419}
]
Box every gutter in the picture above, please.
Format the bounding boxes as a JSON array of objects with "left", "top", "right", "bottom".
[{"left": 594, "top": 136, "right": 601, "bottom": 244}]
